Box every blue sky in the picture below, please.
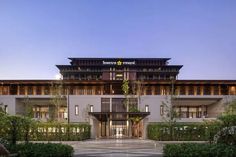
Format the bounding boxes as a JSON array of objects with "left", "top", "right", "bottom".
[{"left": 0, "top": 0, "right": 235, "bottom": 80}]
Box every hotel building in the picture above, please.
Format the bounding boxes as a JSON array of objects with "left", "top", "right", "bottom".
[{"left": 0, "top": 58, "right": 236, "bottom": 138}]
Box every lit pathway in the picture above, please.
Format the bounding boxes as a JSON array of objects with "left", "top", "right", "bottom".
[{"left": 63, "top": 139, "right": 163, "bottom": 157}]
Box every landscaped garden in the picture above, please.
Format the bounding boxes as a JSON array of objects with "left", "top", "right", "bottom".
[
  {"left": 0, "top": 111, "right": 90, "bottom": 157},
  {"left": 148, "top": 100, "right": 236, "bottom": 157}
]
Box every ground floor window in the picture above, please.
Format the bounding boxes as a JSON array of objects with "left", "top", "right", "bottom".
[{"left": 174, "top": 106, "right": 207, "bottom": 118}]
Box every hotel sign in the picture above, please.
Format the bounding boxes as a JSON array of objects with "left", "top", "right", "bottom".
[{"left": 102, "top": 60, "right": 135, "bottom": 65}]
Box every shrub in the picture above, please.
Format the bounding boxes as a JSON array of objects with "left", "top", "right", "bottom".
[
  {"left": 218, "top": 115, "right": 236, "bottom": 127},
  {"left": 163, "top": 143, "right": 236, "bottom": 157},
  {"left": 147, "top": 123, "right": 220, "bottom": 141},
  {"left": 12, "top": 143, "right": 74, "bottom": 157},
  {"left": 0, "top": 114, "right": 91, "bottom": 142}
]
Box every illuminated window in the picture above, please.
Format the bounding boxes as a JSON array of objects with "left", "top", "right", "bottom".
[{"left": 230, "top": 86, "right": 236, "bottom": 95}]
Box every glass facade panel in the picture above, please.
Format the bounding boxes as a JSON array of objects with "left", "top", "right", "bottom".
[{"left": 101, "top": 98, "right": 110, "bottom": 112}]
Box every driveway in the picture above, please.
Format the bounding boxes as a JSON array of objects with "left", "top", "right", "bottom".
[{"left": 63, "top": 139, "right": 163, "bottom": 157}]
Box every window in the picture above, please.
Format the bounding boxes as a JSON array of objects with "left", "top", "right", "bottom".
[
  {"left": 87, "top": 87, "right": 93, "bottom": 95},
  {"left": 95, "top": 86, "right": 101, "bottom": 95},
  {"left": 155, "top": 86, "right": 161, "bottom": 95},
  {"left": 75, "top": 105, "right": 79, "bottom": 115},
  {"left": 78, "top": 87, "right": 84, "bottom": 95},
  {"left": 44, "top": 86, "right": 50, "bottom": 95},
  {"left": 203, "top": 86, "right": 211, "bottom": 95},
  {"left": 101, "top": 98, "right": 110, "bottom": 112},
  {"left": 20, "top": 86, "right": 25, "bottom": 95},
  {"left": 188, "top": 86, "right": 194, "bottom": 95},
  {"left": 196, "top": 86, "right": 201, "bottom": 95},
  {"left": 36, "top": 86, "right": 42, "bottom": 95},
  {"left": 229, "top": 86, "right": 236, "bottom": 95},
  {"left": 179, "top": 86, "right": 185, "bottom": 95},
  {"left": 28, "top": 86, "right": 33, "bottom": 95},
  {"left": 146, "top": 86, "right": 152, "bottom": 95},
  {"left": 213, "top": 85, "right": 219, "bottom": 95},
  {"left": 145, "top": 105, "right": 149, "bottom": 112},
  {"left": 221, "top": 85, "right": 228, "bottom": 95}
]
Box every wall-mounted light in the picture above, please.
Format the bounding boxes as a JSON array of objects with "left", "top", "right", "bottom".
[
  {"left": 90, "top": 105, "right": 94, "bottom": 112},
  {"left": 145, "top": 105, "right": 149, "bottom": 112}
]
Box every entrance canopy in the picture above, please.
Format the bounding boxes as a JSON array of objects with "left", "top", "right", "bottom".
[{"left": 89, "top": 112, "right": 150, "bottom": 121}]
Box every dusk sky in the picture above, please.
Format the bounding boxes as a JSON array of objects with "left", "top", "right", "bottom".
[{"left": 0, "top": 0, "right": 235, "bottom": 80}]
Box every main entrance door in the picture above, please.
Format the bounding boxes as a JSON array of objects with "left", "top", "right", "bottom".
[{"left": 111, "top": 120, "right": 128, "bottom": 137}]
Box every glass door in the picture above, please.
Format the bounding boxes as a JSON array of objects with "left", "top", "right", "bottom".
[{"left": 110, "top": 121, "right": 127, "bottom": 138}]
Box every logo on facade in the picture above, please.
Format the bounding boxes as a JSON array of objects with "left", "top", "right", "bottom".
[{"left": 102, "top": 60, "right": 135, "bottom": 65}]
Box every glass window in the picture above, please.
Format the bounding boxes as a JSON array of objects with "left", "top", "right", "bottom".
[
  {"left": 20, "top": 86, "right": 25, "bottom": 95},
  {"left": 44, "top": 86, "right": 50, "bottom": 95},
  {"left": 101, "top": 98, "right": 110, "bottom": 112},
  {"left": 155, "top": 86, "right": 161, "bottom": 95},
  {"left": 28, "top": 86, "right": 33, "bottom": 95},
  {"left": 179, "top": 86, "right": 185, "bottom": 95},
  {"left": 188, "top": 86, "right": 194, "bottom": 95},
  {"left": 196, "top": 86, "right": 201, "bottom": 95},
  {"left": 203, "top": 86, "right": 211, "bottom": 95},
  {"left": 36, "top": 86, "right": 42, "bottom": 95},
  {"left": 213, "top": 85, "right": 219, "bottom": 95},
  {"left": 87, "top": 87, "right": 93, "bottom": 95}
]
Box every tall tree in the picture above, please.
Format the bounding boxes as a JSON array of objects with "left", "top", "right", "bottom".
[
  {"left": 225, "top": 99, "right": 236, "bottom": 115},
  {"left": 23, "top": 96, "right": 34, "bottom": 118},
  {"left": 131, "top": 80, "right": 144, "bottom": 109},
  {"left": 122, "top": 79, "right": 129, "bottom": 110},
  {"left": 50, "top": 81, "right": 66, "bottom": 121},
  {"left": 161, "top": 78, "right": 178, "bottom": 140}
]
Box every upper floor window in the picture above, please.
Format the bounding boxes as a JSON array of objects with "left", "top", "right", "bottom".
[
  {"left": 20, "top": 86, "right": 25, "bottom": 95},
  {"left": 36, "top": 86, "right": 41, "bottom": 95},
  {"left": 28, "top": 86, "right": 33, "bottom": 95},
  {"left": 203, "top": 86, "right": 211, "bottom": 95}
]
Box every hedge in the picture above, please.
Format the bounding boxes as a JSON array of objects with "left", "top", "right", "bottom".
[
  {"left": 163, "top": 143, "right": 236, "bottom": 157},
  {"left": 147, "top": 123, "right": 220, "bottom": 141},
  {"left": 0, "top": 114, "right": 91, "bottom": 142},
  {"left": 8, "top": 143, "right": 74, "bottom": 157},
  {"left": 30, "top": 122, "right": 91, "bottom": 141}
]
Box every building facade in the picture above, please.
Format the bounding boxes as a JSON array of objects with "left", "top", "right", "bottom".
[{"left": 0, "top": 58, "right": 236, "bottom": 139}]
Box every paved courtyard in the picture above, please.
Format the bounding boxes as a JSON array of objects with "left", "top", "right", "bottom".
[{"left": 63, "top": 139, "right": 163, "bottom": 157}]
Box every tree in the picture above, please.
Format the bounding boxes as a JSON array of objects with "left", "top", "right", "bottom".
[
  {"left": 23, "top": 96, "right": 34, "bottom": 118},
  {"left": 82, "top": 104, "right": 90, "bottom": 123},
  {"left": 122, "top": 80, "right": 144, "bottom": 137},
  {"left": 0, "top": 102, "right": 7, "bottom": 114},
  {"left": 161, "top": 78, "right": 179, "bottom": 140},
  {"left": 131, "top": 80, "right": 144, "bottom": 109},
  {"left": 122, "top": 79, "right": 129, "bottom": 110},
  {"left": 50, "top": 81, "right": 66, "bottom": 122},
  {"left": 225, "top": 99, "right": 236, "bottom": 115}
]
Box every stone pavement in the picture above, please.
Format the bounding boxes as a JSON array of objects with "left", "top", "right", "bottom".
[{"left": 62, "top": 139, "right": 163, "bottom": 157}]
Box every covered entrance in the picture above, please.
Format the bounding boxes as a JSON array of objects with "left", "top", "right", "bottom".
[
  {"left": 89, "top": 112, "right": 150, "bottom": 138},
  {"left": 89, "top": 97, "right": 150, "bottom": 138}
]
